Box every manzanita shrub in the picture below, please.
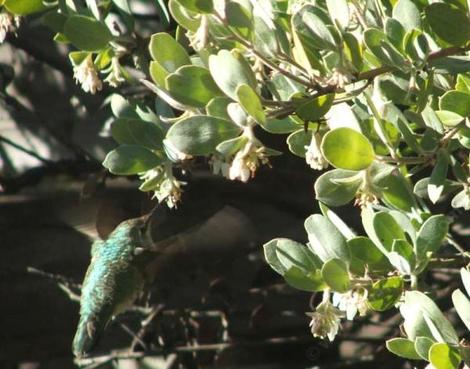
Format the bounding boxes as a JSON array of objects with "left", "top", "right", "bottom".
[{"left": 4, "top": 0, "right": 470, "bottom": 367}]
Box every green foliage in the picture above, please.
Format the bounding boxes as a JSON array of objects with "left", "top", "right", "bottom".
[{"left": 11, "top": 0, "right": 470, "bottom": 365}]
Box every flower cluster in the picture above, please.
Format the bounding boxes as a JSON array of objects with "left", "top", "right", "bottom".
[
  {"left": 103, "top": 57, "right": 126, "bottom": 88},
  {"left": 332, "top": 289, "right": 369, "bottom": 320},
  {"left": 305, "top": 132, "right": 329, "bottom": 170},
  {"left": 72, "top": 55, "right": 103, "bottom": 94},
  {"left": 306, "top": 300, "right": 344, "bottom": 341},
  {"left": 0, "top": 11, "right": 19, "bottom": 43},
  {"left": 212, "top": 142, "right": 270, "bottom": 183}
]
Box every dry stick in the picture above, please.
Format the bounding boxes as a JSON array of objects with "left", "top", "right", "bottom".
[
  {"left": 0, "top": 135, "right": 54, "bottom": 165},
  {"left": 25, "top": 266, "right": 82, "bottom": 302},
  {"left": 75, "top": 335, "right": 383, "bottom": 367},
  {"left": 268, "top": 45, "right": 470, "bottom": 118}
]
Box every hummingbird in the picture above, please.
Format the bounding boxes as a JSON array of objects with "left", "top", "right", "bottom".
[
  {"left": 72, "top": 215, "right": 156, "bottom": 357},
  {"left": 71, "top": 183, "right": 257, "bottom": 358}
]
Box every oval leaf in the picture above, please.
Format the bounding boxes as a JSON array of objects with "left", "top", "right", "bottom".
[
  {"left": 304, "top": 214, "right": 350, "bottom": 263},
  {"left": 64, "top": 16, "right": 112, "bottom": 52},
  {"left": 426, "top": 3, "right": 470, "bottom": 46},
  {"left": 386, "top": 338, "right": 421, "bottom": 360},
  {"left": 321, "top": 128, "right": 375, "bottom": 170},
  {"left": 429, "top": 343, "right": 462, "bottom": 369},
  {"left": 321, "top": 258, "right": 350, "bottom": 293},
  {"left": 103, "top": 145, "right": 163, "bottom": 175},
  {"left": 149, "top": 33, "right": 191, "bottom": 73},
  {"left": 166, "top": 115, "right": 241, "bottom": 155}
]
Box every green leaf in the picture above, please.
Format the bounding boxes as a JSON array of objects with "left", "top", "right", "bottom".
[
  {"left": 321, "top": 258, "right": 350, "bottom": 293},
  {"left": 452, "top": 289, "right": 470, "bottom": 331},
  {"left": 452, "top": 188, "right": 470, "bottom": 210},
  {"left": 236, "top": 84, "right": 266, "bottom": 124},
  {"left": 428, "top": 149, "right": 449, "bottom": 204},
  {"left": 169, "top": 0, "right": 200, "bottom": 32},
  {"left": 429, "top": 343, "right": 461, "bottom": 369},
  {"left": 252, "top": 16, "right": 279, "bottom": 58},
  {"left": 456, "top": 74, "right": 470, "bottom": 93},
  {"left": 348, "top": 236, "right": 389, "bottom": 266},
  {"left": 275, "top": 238, "right": 321, "bottom": 272},
  {"left": 319, "top": 204, "right": 355, "bottom": 240},
  {"left": 5, "top": 0, "right": 47, "bottom": 15},
  {"left": 435, "top": 110, "right": 464, "bottom": 127},
  {"left": 42, "top": 11, "right": 68, "bottom": 33},
  {"left": 364, "top": 28, "right": 406, "bottom": 67},
  {"left": 286, "top": 129, "right": 312, "bottom": 158},
  {"left": 209, "top": 50, "right": 257, "bottom": 101},
  {"left": 149, "top": 61, "right": 169, "bottom": 87},
  {"left": 284, "top": 267, "right": 326, "bottom": 292},
  {"left": 461, "top": 268, "right": 470, "bottom": 297},
  {"left": 259, "top": 117, "right": 301, "bottom": 134},
  {"left": 415, "top": 214, "right": 449, "bottom": 260},
  {"left": 314, "top": 169, "right": 362, "bottom": 207},
  {"left": 206, "top": 97, "right": 231, "bottom": 120},
  {"left": 372, "top": 211, "right": 406, "bottom": 253},
  {"left": 397, "top": 118, "right": 421, "bottom": 154},
  {"left": 64, "top": 16, "right": 112, "bottom": 52},
  {"left": 149, "top": 33, "right": 190, "bottom": 73},
  {"left": 385, "top": 18, "right": 406, "bottom": 52},
  {"left": 415, "top": 336, "right": 435, "bottom": 360},
  {"left": 393, "top": 0, "right": 421, "bottom": 31},
  {"left": 304, "top": 214, "right": 350, "bottom": 263},
  {"left": 263, "top": 238, "right": 287, "bottom": 275},
  {"left": 295, "top": 93, "right": 334, "bottom": 122},
  {"left": 368, "top": 276, "right": 403, "bottom": 311},
  {"left": 326, "top": 0, "right": 349, "bottom": 31},
  {"left": 177, "top": 0, "right": 213, "bottom": 13},
  {"left": 110, "top": 94, "right": 139, "bottom": 119},
  {"left": 216, "top": 136, "right": 247, "bottom": 157},
  {"left": 111, "top": 119, "right": 163, "bottom": 150},
  {"left": 389, "top": 239, "right": 415, "bottom": 275},
  {"left": 403, "top": 291, "right": 459, "bottom": 345},
  {"left": 226, "top": 0, "right": 252, "bottom": 38},
  {"left": 343, "top": 32, "right": 363, "bottom": 72},
  {"left": 301, "top": 7, "right": 337, "bottom": 50},
  {"left": 103, "top": 145, "right": 163, "bottom": 175},
  {"left": 321, "top": 128, "right": 375, "bottom": 170},
  {"left": 386, "top": 338, "right": 421, "bottom": 360},
  {"left": 421, "top": 105, "right": 444, "bottom": 134},
  {"left": 439, "top": 90, "right": 470, "bottom": 117},
  {"left": 86, "top": 0, "right": 100, "bottom": 20},
  {"left": 426, "top": 3, "right": 470, "bottom": 46},
  {"left": 370, "top": 163, "right": 417, "bottom": 212},
  {"left": 142, "top": 80, "right": 194, "bottom": 111},
  {"left": 431, "top": 56, "right": 470, "bottom": 74},
  {"left": 166, "top": 65, "right": 222, "bottom": 107},
  {"left": 166, "top": 115, "right": 241, "bottom": 155},
  {"left": 414, "top": 177, "right": 461, "bottom": 200}
]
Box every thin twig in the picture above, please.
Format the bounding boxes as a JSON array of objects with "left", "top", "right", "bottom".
[
  {"left": 0, "top": 135, "right": 54, "bottom": 165},
  {"left": 75, "top": 334, "right": 382, "bottom": 367}
]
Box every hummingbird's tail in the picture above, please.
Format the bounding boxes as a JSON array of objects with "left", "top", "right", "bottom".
[{"left": 72, "top": 314, "right": 107, "bottom": 357}]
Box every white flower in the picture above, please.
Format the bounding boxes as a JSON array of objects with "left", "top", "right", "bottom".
[
  {"left": 0, "top": 12, "right": 18, "bottom": 43},
  {"left": 155, "top": 178, "right": 183, "bottom": 208},
  {"left": 104, "top": 57, "right": 125, "bottom": 87},
  {"left": 229, "top": 150, "right": 252, "bottom": 182},
  {"left": 332, "top": 290, "right": 368, "bottom": 320},
  {"left": 73, "top": 55, "right": 103, "bottom": 94},
  {"left": 227, "top": 142, "right": 269, "bottom": 183},
  {"left": 305, "top": 132, "right": 328, "bottom": 170},
  {"left": 327, "top": 67, "right": 353, "bottom": 89},
  {"left": 210, "top": 155, "right": 231, "bottom": 179},
  {"left": 306, "top": 301, "right": 344, "bottom": 341}
]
